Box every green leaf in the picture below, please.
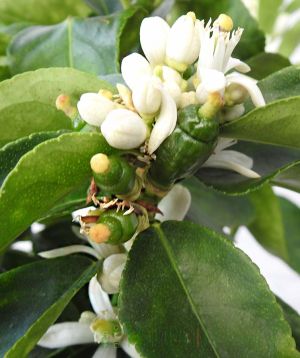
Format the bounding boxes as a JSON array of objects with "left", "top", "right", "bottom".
[
  {"left": 167, "top": 0, "right": 265, "bottom": 60},
  {"left": 258, "top": 65, "right": 300, "bottom": 104},
  {"left": 221, "top": 96, "right": 300, "bottom": 148},
  {"left": 285, "top": 0, "right": 300, "bottom": 13},
  {"left": 184, "top": 177, "right": 254, "bottom": 232},
  {"left": 0, "top": 0, "right": 91, "bottom": 25},
  {"left": 196, "top": 141, "right": 300, "bottom": 194},
  {"left": 0, "top": 256, "right": 97, "bottom": 358},
  {"left": 119, "top": 221, "right": 299, "bottom": 357},
  {"left": 0, "top": 67, "right": 112, "bottom": 147},
  {"left": 8, "top": 7, "right": 147, "bottom": 76},
  {"left": 258, "top": 0, "right": 282, "bottom": 33},
  {"left": 246, "top": 52, "right": 291, "bottom": 80},
  {"left": 0, "top": 131, "right": 65, "bottom": 185},
  {"left": 279, "top": 22, "right": 300, "bottom": 57},
  {"left": 84, "top": 0, "right": 122, "bottom": 14},
  {"left": 0, "top": 132, "right": 118, "bottom": 252},
  {"left": 248, "top": 185, "right": 288, "bottom": 260},
  {"left": 278, "top": 298, "right": 300, "bottom": 350}
]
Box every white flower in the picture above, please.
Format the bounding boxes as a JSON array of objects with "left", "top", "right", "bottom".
[
  {"left": 140, "top": 16, "right": 170, "bottom": 66},
  {"left": 148, "top": 89, "right": 177, "bottom": 154},
  {"left": 222, "top": 104, "right": 245, "bottom": 121},
  {"left": 121, "top": 53, "right": 152, "bottom": 91},
  {"left": 132, "top": 77, "right": 162, "bottom": 115},
  {"left": 196, "top": 20, "right": 265, "bottom": 108},
  {"left": 155, "top": 185, "right": 191, "bottom": 222},
  {"left": 101, "top": 109, "right": 148, "bottom": 149},
  {"left": 202, "top": 138, "right": 260, "bottom": 178},
  {"left": 179, "top": 91, "right": 198, "bottom": 108},
  {"left": 166, "top": 12, "right": 201, "bottom": 71},
  {"left": 38, "top": 276, "right": 140, "bottom": 358},
  {"left": 99, "top": 253, "right": 127, "bottom": 294},
  {"left": 77, "top": 93, "right": 117, "bottom": 126}
]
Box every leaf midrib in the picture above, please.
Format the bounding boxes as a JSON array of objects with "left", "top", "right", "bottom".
[{"left": 154, "top": 225, "right": 220, "bottom": 358}]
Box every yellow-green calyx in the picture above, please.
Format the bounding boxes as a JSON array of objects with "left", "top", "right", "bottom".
[
  {"left": 199, "top": 92, "right": 223, "bottom": 119},
  {"left": 165, "top": 57, "right": 188, "bottom": 73},
  {"left": 90, "top": 318, "right": 123, "bottom": 344}
]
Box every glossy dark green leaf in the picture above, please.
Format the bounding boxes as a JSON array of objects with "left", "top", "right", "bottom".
[
  {"left": 119, "top": 221, "right": 299, "bottom": 357},
  {"left": 184, "top": 177, "right": 254, "bottom": 232},
  {"left": 0, "top": 0, "right": 91, "bottom": 25},
  {"left": 8, "top": 7, "right": 147, "bottom": 76},
  {"left": 196, "top": 141, "right": 300, "bottom": 194},
  {"left": 221, "top": 96, "right": 300, "bottom": 148},
  {"left": 258, "top": 0, "right": 282, "bottom": 33},
  {"left": 0, "top": 132, "right": 118, "bottom": 252},
  {"left": 246, "top": 52, "right": 291, "bottom": 80},
  {"left": 248, "top": 185, "right": 288, "bottom": 260},
  {"left": 278, "top": 298, "right": 300, "bottom": 350},
  {"left": 0, "top": 131, "right": 65, "bottom": 185},
  {"left": 0, "top": 256, "right": 97, "bottom": 358},
  {"left": 0, "top": 68, "right": 112, "bottom": 147},
  {"left": 167, "top": 0, "right": 265, "bottom": 60},
  {"left": 84, "top": 0, "right": 123, "bottom": 14}
]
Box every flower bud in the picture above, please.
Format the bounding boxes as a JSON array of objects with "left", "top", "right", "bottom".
[
  {"left": 101, "top": 109, "right": 148, "bottom": 149},
  {"left": 166, "top": 12, "right": 200, "bottom": 71},
  {"left": 121, "top": 53, "right": 152, "bottom": 90},
  {"left": 99, "top": 253, "right": 127, "bottom": 294},
  {"left": 179, "top": 91, "right": 197, "bottom": 108},
  {"left": 132, "top": 78, "right": 162, "bottom": 115},
  {"left": 140, "top": 17, "right": 170, "bottom": 66},
  {"left": 77, "top": 92, "right": 117, "bottom": 126},
  {"left": 163, "top": 80, "right": 181, "bottom": 106}
]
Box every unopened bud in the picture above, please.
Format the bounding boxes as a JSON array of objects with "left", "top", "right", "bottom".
[
  {"left": 77, "top": 92, "right": 117, "bottom": 126},
  {"left": 116, "top": 83, "right": 134, "bottom": 111},
  {"left": 214, "top": 14, "right": 233, "bottom": 32},
  {"left": 99, "top": 253, "right": 127, "bottom": 293},
  {"left": 179, "top": 91, "right": 197, "bottom": 108},
  {"left": 132, "top": 79, "right": 162, "bottom": 115},
  {"left": 101, "top": 109, "right": 148, "bottom": 149},
  {"left": 56, "top": 94, "right": 77, "bottom": 118},
  {"left": 90, "top": 153, "right": 110, "bottom": 174}
]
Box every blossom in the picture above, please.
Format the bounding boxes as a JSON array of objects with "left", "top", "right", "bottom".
[
  {"left": 202, "top": 138, "right": 260, "bottom": 178},
  {"left": 99, "top": 254, "right": 127, "bottom": 294},
  {"left": 196, "top": 17, "right": 265, "bottom": 107},
  {"left": 38, "top": 276, "right": 140, "bottom": 358},
  {"left": 101, "top": 109, "right": 148, "bottom": 149},
  {"left": 77, "top": 92, "right": 117, "bottom": 126}
]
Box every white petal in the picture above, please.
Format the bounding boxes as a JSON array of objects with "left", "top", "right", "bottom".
[
  {"left": 99, "top": 254, "right": 127, "bottom": 294},
  {"left": 89, "top": 240, "right": 121, "bottom": 258},
  {"left": 179, "top": 91, "right": 197, "bottom": 108},
  {"left": 77, "top": 93, "right": 116, "bottom": 127},
  {"left": 101, "top": 109, "right": 148, "bottom": 149},
  {"left": 148, "top": 90, "right": 177, "bottom": 154},
  {"left": 120, "top": 338, "right": 141, "bottom": 358},
  {"left": 38, "top": 322, "right": 94, "bottom": 348},
  {"left": 198, "top": 68, "right": 226, "bottom": 93},
  {"left": 88, "top": 276, "right": 113, "bottom": 315},
  {"left": 166, "top": 15, "right": 200, "bottom": 65},
  {"left": 225, "top": 57, "right": 250, "bottom": 73},
  {"left": 214, "top": 137, "right": 237, "bottom": 152},
  {"left": 121, "top": 53, "right": 152, "bottom": 90},
  {"left": 155, "top": 184, "right": 191, "bottom": 222},
  {"left": 92, "top": 345, "right": 117, "bottom": 358},
  {"left": 203, "top": 150, "right": 260, "bottom": 178},
  {"left": 226, "top": 73, "right": 265, "bottom": 107},
  {"left": 163, "top": 80, "right": 181, "bottom": 106},
  {"left": 38, "top": 245, "right": 100, "bottom": 260},
  {"left": 140, "top": 17, "right": 170, "bottom": 66},
  {"left": 195, "top": 83, "right": 209, "bottom": 104},
  {"left": 162, "top": 66, "right": 182, "bottom": 86},
  {"left": 132, "top": 78, "right": 162, "bottom": 115}
]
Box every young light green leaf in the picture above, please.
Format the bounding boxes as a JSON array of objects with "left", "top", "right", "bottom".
[
  {"left": 196, "top": 141, "right": 300, "bottom": 195},
  {"left": 279, "top": 22, "right": 300, "bottom": 57},
  {"left": 0, "top": 132, "right": 118, "bottom": 252},
  {"left": 8, "top": 7, "right": 147, "bottom": 76},
  {"left": 0, "top": 67, "right": 113, "bottom": 147},
  {"left": 0, "top": 256, "right": 97, "bottom": 358},
  {"left": 258, "top": 0, "right": 282, "bottom": 33},
  {"left": 184, "top": 177, "right": 254, "bottom": 233},
  {"left": 119, "top": 221, "right": 299, "bottom": 357},
  {"left": 0, "top": 131, "right": 66, "bottom": 185},
  {"left": 221, "top": 96, "right": 300, "bottom": 148},
  {"left": 0, "top": 0, "right": 91, "bottom": 25},
  {"left": 246, "top": 52, "right": 290, "bottom": 80}
]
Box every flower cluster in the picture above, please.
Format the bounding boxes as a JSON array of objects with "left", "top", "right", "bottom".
[{"left": 77, "top": 12, "right": 265, "bottom": 160}]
